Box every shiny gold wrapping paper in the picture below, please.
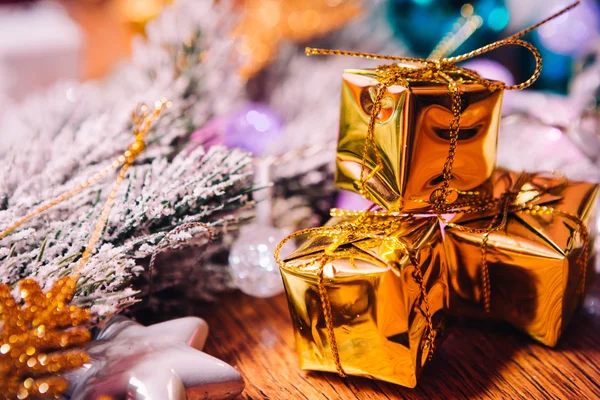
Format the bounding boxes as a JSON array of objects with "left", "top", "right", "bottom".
[
  {"left": 335, "top": 69, "right": 503, "bottom": 211},
  {"left": 443, "top": 169, "right": 598, "bottom": 347},
  {"left": 280, "top": 215, "right": 448, "bottom": 387}
]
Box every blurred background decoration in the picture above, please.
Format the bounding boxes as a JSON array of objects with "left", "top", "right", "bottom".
[
  {"left": 387, "top": 0, "right": 600, "bottom": 93},
  {"left": 0, "top": 0, "right": 598, "bottom": 315},
  {"left": 3, "top": 0, "right": 598, "bottom": 93},
  {"left": 231, "top": 0, "right": 362, "bottom": 78}
]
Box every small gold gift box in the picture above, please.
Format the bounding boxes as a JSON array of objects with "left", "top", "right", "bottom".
[
  {"left": 443, "top": 169, "right": 598, "bottom": 347},
  {"left": 335, "top": 69, "right": 503, "bottom": 211},
  {"left": 279, "top": 214, "right": 448, "bottom": 387}
]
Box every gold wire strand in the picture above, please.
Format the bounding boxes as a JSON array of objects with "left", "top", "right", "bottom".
[
  {"left": 0, "top": 161, "right": 123, "bottom": 241},
  {"left": 407, "top": 251, "right": 436, "bottom": 360},
  {"left": 305, "top": 47, "right": 429, "bottom": 64},
  {"left": 317, "top": 259, "right": 346, "bottom": 377},
  {"left": 74, "top": 162, "right": 132, "bottom": 276},
  {"left": 0, "top": 99, "right": 170, "bottom": 279},
  {"left": 358, "top": 85, "right": 386, "bottom": 199},
  {"left": 480, "top": 232, "right": 492, "bottom": 313},
  {"left": 75, "top": 101, "right": 168, "bottom": 275}
]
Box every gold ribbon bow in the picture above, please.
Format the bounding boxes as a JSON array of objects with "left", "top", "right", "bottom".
[{"left": 307, "top": 2, "right": 579, "bottom": 211}]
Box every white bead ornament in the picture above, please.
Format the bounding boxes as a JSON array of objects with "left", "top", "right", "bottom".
[
  {"left": 229, "top": 224, "right": 286, "bottom": 298},
  {"left": 229, "top": 158, "right": 290, "bottom": 298}
]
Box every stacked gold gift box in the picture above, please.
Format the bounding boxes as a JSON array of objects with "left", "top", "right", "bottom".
[{"left": 276, "top": 3, "right": 597, "bottom": 388}]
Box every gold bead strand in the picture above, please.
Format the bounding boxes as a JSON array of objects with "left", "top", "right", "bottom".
[{"left": 74, "top": 99, "right": 170, "bottom": 276}]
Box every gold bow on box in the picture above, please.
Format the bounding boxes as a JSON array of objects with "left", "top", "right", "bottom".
[
  {"left": 443, "top": 168, "right": 598, "bottom": 347},
  {"left": 307, "top": 4, "right": 581, "bottom": 212},
  {"left": 276, "top": 212, "right": 448, "bottom": 387}
]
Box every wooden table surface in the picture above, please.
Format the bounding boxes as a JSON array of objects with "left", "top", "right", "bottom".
[{"left": 196, "top": 276, "right": 600, "bottom": 400}]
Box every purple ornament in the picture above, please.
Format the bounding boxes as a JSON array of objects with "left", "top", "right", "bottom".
[
  {"left": 335, "top": 190, "right": 374, "bottom": 211},
  {"left": 537, "top": 0, "right": 598, "bottom": 56},
  {"left": 224, "top": 103, "right": 283, "bottom": 156},
  {"left": 189, "top": 116, "right": 227, "bottom": 153}
]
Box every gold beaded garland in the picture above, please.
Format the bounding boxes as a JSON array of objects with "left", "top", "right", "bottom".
[{"left": 0, "top": 277, "right": 90, "bottom": 399}]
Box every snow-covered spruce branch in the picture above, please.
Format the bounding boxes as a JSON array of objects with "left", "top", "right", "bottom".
[{"left": 0, "top": 143, "right": 253, "bottom": 319}]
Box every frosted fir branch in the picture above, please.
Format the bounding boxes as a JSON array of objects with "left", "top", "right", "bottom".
[{"left": 0, "top": 145, "right": 252, "bottom": 318}]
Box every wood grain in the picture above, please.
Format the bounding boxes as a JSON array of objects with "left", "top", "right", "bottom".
[{"left": 192, "top": 275, "right": 600, "bottom": 399}]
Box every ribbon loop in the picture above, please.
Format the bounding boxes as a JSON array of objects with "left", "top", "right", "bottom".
[
  {"left": 308, "top": 2, "right": 579, "bottom": 92},
  {"left": 450, "top": 38, "right": 542, "bottom": 91}
]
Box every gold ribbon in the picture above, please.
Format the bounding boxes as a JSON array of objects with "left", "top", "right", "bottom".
[
  {"left": 451, "top": 171, "right": 590, "bottom": 314},
  {"left": 332, "top": 171, "right": 590, "bottom": 314},
  {"left": 307, "top": 1, "right": 579, "bottom": 211}
]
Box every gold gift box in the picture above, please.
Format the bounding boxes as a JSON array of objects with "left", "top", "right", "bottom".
[
  {"left": 443, "top": 169, "right": 598, "bottom": 347},
  {"left": 335, "top": 69, "right": 503, "bottom": 211},
  {"left": 280, "top": 215, "right": 448, "bottom": 387}
]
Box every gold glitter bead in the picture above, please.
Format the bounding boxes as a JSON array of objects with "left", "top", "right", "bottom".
[
  {"left": 38, "top": 383, "right": 49, "bottom": 394},
  {"left": 0, "top": 279, "right": 91, "bottom": 399}
]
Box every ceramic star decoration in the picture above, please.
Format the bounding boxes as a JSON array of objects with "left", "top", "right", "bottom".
[{"left": 64, "top": 316, "right": 245, "bottom": 400}]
